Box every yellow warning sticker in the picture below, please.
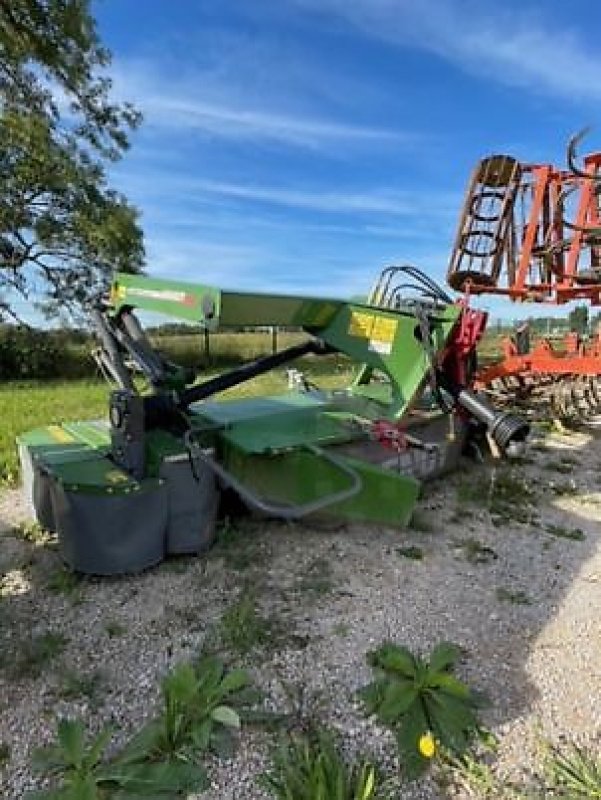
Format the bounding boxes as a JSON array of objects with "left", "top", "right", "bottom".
[
  {"left": 371, "top": 316, "right": 398, "bottom": 344},
  {"left": 348, "top": 311, "right": 374, "bottom": 338},
  {"left": 47, "top": 425, "right": 75, "bottom": 444},
  {"left": 105, "top": 470, "right": 129, "bottom": 484}
]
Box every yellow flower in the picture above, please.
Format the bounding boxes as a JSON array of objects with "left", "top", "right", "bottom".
[{"left": 418, "top": 731, "right": 436, "bottom": 758}]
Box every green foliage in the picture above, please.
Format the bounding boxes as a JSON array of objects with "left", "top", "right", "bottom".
[
  {"left": 397, "top": 546, "right": 424, "bottom": 560},
  {"left": 46, "top": 566, "right": 83, "bottom": 600},
  {"left": 544, "top": 742, "right": 601, "bottom": 797},
  {"left": 261, "top": 729, "right": 378, "bottom": 800},
  {"left": 569, "top": 305, "right": 589, "bottom": 336},
  {"left": 120, "top": 657, "right": 255, "bottom": 762},
  {"left": 360, "top": 642, "right": 483, "bottom": 780},
  {"left": 0, "top": 326, "right": 92, "bottom": 380},
  {"left": 545, "top": 523, "right": 585, "bottom": 541},
  {"left": 17, "top": 630, "right": 68, "bottom": 677},
  {"left": 104, "top": 620, "right": 126, "bottom": 638},
  {"left": 57, "top": 669, "right": 104, "bottom": 708},
  {"left": 0, "top": 741, "right": 10, "bottom": 766},
  {"left": 28, "top": 717, "right": 207, "bottom": 799},
  {"left": 11, "top": 519, "right": 51, "bottom": 545},
  {"left": 496, "top": 587, "right": 532, "bottom": 605},
  {"left": 0, "top": 0, "right": 143, "bottom": 321},
  {"left": 451, "top": 537, "right": 497, "bottom": 564},
  {"left": 456, "top": 467, "right": 535, "bottom": 524},
  {"left": 297, "top": 556, "right": 334, "bottom": 598},
  {"left": 219, "top": 590, "right": 271, "bottom": 654}
]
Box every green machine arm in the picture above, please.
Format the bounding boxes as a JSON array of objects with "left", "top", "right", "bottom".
[{"left": 106, "top": 272, "right": 462, "bottom": 420}]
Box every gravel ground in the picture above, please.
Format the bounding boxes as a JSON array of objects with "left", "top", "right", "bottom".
[{"left": 0, "top": 423, "right": 600, "bottom": 798}]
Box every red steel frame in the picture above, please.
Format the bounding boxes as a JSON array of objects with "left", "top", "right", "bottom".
[
  {"left": 449, "top": 149, "right": 601, "bottom": 387},
  {"left": 463, "top": 152, "right": 601, "bottom": 305}
]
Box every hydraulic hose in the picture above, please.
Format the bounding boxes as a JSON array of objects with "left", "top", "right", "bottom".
[{"left": 436, "top": 370, "right": 530, "bottom": 453}]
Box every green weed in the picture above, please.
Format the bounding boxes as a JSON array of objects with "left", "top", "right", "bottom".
[
  {"left": 104, "top": 619, "right": 126, "bottom": 638},
  {"left": 496, "top": 587, "right": 532, "bottom": 605},
  {"left": 0, "top": 742, "right": 10, "bottom": 767},
  {"left": 397, "top": 546, "right": 424, "bottom": 561},
  {"left": 452, "top": 537, "right": 497, "bottom": 564},
  {"left": 17, "top": 631, "right": 68, "bottom": 677},
  {"left": 47, "top": 566, "right": 83, "bottom": 600},
  {"left": 58, "top": 669, "right": 105, "bottom": 708},
  {"left": 121, "top": 657, "right": 256, "bottom": 763},
  {"left": 12, "top": 521, "right": 51, "bottom": 546},
  {"left": 360, "top": 642, "right": 483, "bottom": 780},
  {"left": 545, "top": 524, "right": 586, "bottom": 541},
  {"left": 219, "top": 590, "right": 271, "bottom": 654},
  {"left": 544, "top": 741, "right": 601, "bottom": 798},
  {"left": 29, "top": 717, "right": 207, "bottom": 798},
  {"left": 551, "top": 481, "right": 579, "bottom": 496},
  {"left": 409, "top": 511, "right": 435, "bottom": 533},
  {"left": 297, "top": 556, "right": 334, "bottom": 598},
  {"left": 440, "top": 749, "right": 524, "bottom": 799},
  {"left": 456, "top": 467, "right": 535, "bottom": 524},
  {"left": 261, "top": 729, "right": 378, "bottom": 800},
  {"left": 211, "top": 519, "right": 257, "bottom": 571}
]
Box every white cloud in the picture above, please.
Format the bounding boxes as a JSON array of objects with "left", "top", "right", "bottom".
[
  {"left": 113, "top": 54, "right": 410, "bottom": 150},
  {"left": 116, "top": 169, "right": 459, "bottom": 221},
  {"left": 289, "top": 0, "right": 601, "bottom": 102},
  {"left": 140, "top": 96, "right": 402, "bottom": 147}
]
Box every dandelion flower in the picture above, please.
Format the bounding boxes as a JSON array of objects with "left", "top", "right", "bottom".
[{"left": 418, "top": 731, "right": 436, "bottom": 758}]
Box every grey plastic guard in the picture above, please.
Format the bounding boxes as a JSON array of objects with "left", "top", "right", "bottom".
[
  {"left": 159, "top": 453, "right": 220, "bottom": 554},
  {"left": 50, "top": 482, "right": 167, "bottom": 575},
  {"left": 185, "top": 433, "right": 362, "bottom": 520}
]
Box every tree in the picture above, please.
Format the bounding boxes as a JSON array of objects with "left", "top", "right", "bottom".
[
  {"left": 0, "top": 0, "right": 144, "bottom": 321},
  {"left": 568, "top": 304, "right": 589, "bottom": 336}
]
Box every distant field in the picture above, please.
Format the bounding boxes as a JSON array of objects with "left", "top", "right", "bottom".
[{"left": 0, "top": 354, "right": 352, "bottom": 486}]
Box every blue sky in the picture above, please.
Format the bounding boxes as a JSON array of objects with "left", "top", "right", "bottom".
[{"left": 88, "top": 0, "right": 601, "bottom": 320}]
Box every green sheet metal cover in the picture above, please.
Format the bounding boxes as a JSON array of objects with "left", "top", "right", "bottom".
[
  {"left": 192, "top": 392, "right": 356, "bottom": 454},
  {"left": 17, "top": 421, "right": 110, "bottom": 465},
  {"left": 49, "top": 456, "right": 142, "bottom": 494}
]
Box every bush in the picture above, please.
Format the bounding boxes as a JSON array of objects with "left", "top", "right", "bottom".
[{"left": 0, "top": 326, "right": 94, "bottom": 380}]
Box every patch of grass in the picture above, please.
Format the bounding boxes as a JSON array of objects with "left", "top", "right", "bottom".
[
  {"left": 397, "top": 546, "right": 424, "bottom": 561},
  {"left": 219, "top": 590, "right": 271, "bottom": 654},
  {"left": 57, "top": 669, "right": 105, "bottom": 708},
  {"left": 544, "top": 741, "right": 601, "bottom": 798},
  {"left": 104, "top": 619, "right": 127, "bottom": 638},
  {"left": 545, "top": 524, "right": 586, "bottom": 541},
  {"left": 551, "top": 481, "right": 579, "bottom": 496},
  {"left": 456, "top": 467, "right": 535, "bottom": 524},
  {"left": 17, "top": 631, "right": 68, "bottom": 677},
  {"left": 544, "top": 455, "right": 578, "bottom": 474},
  {"left": 46, "top": 566, "right": 83, "bottom": 600},
  {"left": 331, "top": 623, "right": 350, "bottom": 638},
  {"left": 409, "top": 511, "right": 435, "bottom": 533},
  {"left": 11, "top": 520, "right": 52, "bottom": 546},
  {"left": 261, "top": 728, "right": 379, "bottom": 799},
  {"left": 297, "top": 556, "right": 334, "bottom": 598},
  {"left": 440, "top": 749, "right": 523, "bottom": 799},
  {"left": 496, "top": 587, "right": 532, "bottom": 605},
  {"left": 0, "top": 742, "right": 10, "bottom": 767},
  {"left": 452, "top": 537, "right": 497, "bottom": 565},
  {"left": 0, "top": 381, "right": 109, "bottom": 486},
  {"left": 211, "top": 519, "right": 258, "bottom": 572}
]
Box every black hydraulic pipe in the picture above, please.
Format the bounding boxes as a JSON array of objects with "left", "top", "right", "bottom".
[
  {"left": 436, "top": 370, "right": 530, "bottom": 452},
  {"left": 90, "top": 308, "right": 133, "bottom": 390},
  {"left": 180, "top": 337, "right": 333, "bottom": 408}
]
